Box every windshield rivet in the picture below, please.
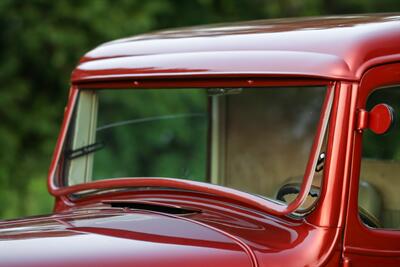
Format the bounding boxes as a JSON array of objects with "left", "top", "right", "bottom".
[
  {"left": 247, "top": 79, "right": 254, "bottom": 85},
  {"left": 133, "top": 81, "right": 140, "bottom": 86}
]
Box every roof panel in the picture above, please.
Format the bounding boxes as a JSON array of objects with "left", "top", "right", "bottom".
[{"left": 72, "top": 14, "right": 400, "bottom": 83}]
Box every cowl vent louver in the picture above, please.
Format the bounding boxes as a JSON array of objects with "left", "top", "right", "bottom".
[{"left": 102, "top": 200, "right": 200, "bottom": 215}]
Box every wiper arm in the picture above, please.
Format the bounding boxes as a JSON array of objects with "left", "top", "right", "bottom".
[
  {"left": 315, "top": 152, "right": 325, "bottom": 172},
  {"left": 66, "top": 142, "right": 105, "bottom": 160}
]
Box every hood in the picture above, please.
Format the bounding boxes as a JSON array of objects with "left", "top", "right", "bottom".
[{"left": 0, "top": 209, "right": 254, "bottom": 267}]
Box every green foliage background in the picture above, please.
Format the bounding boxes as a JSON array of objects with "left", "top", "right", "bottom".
[
  {"left": 0, "top": 0, "right": 399, "bottom": 219},
  {"left": 93, "top": 89, "right": 208, "bottom": 181}
]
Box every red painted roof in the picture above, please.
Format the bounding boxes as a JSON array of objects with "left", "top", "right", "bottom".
[{"left": 72, "top": 14, "right": 400, "bottom": 84}]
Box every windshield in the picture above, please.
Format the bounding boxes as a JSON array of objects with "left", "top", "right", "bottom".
[{"left": 61, "top": 86, "right": 328, "bottom": 205}]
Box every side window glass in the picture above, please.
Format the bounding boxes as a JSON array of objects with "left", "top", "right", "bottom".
[{"left": 360, "top": 86, "right": 400, "bottom": 229}]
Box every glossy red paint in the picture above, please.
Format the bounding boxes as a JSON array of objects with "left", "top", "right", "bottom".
[
  {"left": 2, "top": 14, "right": 400, "bottom": 267},
  {"left": 307, "top": 81, "right": 354, "bottom": 228},
  {"left": 72, "top": 14, "right": 400, "bottom": 83},
  {"left": 0, "top": 192, "right": 341, "bottom": 267},
  {"left": 47, "top": 86, "right": 78, "bottom": 189},
  {"left": 343, "top": 62, "right": 400, "bottom": 266},
  {"left": 47, "top": 78, "right": 335, "bottom": 221},
  {"left": 0, "top": 208, "right": 253, "bottom": 267},
  {"left": 47, "top": 83, "right": 333, "bottom": 218},
  {"left": 367, "top": 104, "right": 395, "bottom": 134}
]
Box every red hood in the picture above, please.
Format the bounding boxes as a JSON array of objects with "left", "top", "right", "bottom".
[
  {"left": 0, "top": 209, "right": 254, "bottom": 267},
  {"left": 0, "top": 197, "right": 341, "bottom": 267}
]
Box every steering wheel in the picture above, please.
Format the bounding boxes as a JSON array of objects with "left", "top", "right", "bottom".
[
  {"left": 276, "top": 182, "right": 381, "bottom": 228},
  {"left": 275, "top": 182, "right": 320, "bottom": 214},
  {"left": 276, "top": 183, "right": 319, "bottom": 202}
]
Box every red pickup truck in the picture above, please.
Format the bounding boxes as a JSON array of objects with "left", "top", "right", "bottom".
[{"left": 1, "top": 14, "right": 400, "bottom": 267}]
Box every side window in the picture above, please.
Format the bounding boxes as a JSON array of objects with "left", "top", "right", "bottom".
[{"left": 360, "top": 85, "right": 400, "bottom": 229}]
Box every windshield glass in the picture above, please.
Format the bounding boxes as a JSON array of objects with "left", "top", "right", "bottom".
[{"left": 61, "top": 86, "right": 328, "bottom": 205}]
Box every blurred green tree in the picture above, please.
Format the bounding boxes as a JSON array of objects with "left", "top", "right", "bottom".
[{"left": 0, "top": 0, "right": 399, "bottom": 219}]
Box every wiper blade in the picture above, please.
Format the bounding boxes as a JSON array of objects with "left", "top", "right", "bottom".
[
  {"left": 96, "top": 113, "right": 205, "bottom": 132},
  {"left": 66, "top": 142, "right": 105, "bottom": 160}
]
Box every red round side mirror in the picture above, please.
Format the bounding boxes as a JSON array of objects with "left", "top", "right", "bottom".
[{"left": 369, "top": 103, "right": 396, "bottom": 135}]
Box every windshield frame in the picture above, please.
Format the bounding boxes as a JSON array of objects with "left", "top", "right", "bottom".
[{"left": 48, "top": 78, "right": 335, "bottom": 216}]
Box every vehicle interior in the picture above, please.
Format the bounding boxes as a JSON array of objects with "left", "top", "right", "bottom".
[
  {"left": 64, "top": 86, "right": 326, "bottom": 212},
  {"left": 208, "top": 87, "right": 326, "bottom": 206},
  {"left": 62, "top": 85, "right": 400, "bottom": 227},
  {"left": 358, "top": 85, "right": 400, "bottom": 229}
]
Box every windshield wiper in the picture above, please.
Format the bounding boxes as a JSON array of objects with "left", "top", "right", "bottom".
[
  {"left": 315, "top": 152, "right": 325, "bottom": 172},
  {"left": 96, "top": 113, "right": 205, "bottom": 132},
  {"left": 66, "top": 142, "right": 105, "bottom": 160}
]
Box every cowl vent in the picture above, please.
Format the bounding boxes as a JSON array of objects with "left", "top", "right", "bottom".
[{"left": 102, "top": 200, "right": 200, "bottom": 215}]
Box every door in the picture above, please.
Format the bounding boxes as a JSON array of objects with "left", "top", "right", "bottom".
[{"left": 343, "top": 62, "right": 400, "bottom": 266}]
